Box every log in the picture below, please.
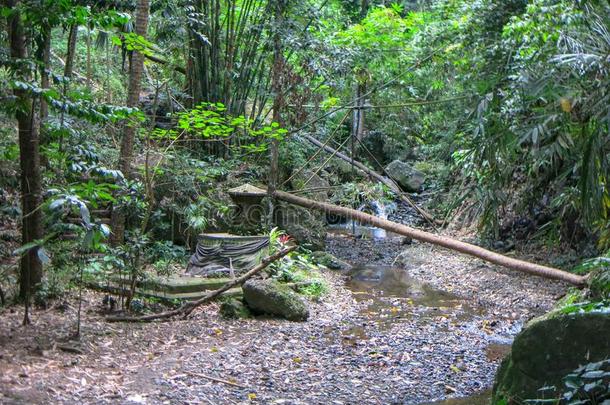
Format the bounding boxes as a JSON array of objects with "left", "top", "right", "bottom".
[
  {"left": 299, "top": 133, "right": 438, "bottom": 224},
  {"left": 105, "top": 245, "right": 297, "bottom": 322},
  {"left": 272, "top": 190, "right": 587, "bottom": 287}
]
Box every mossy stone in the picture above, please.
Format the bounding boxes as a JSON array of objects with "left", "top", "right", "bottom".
[
  {"left": 492, "top": 311, "right": 610, "bottom": 404},
  {"left": 243, "top": 279, "right": 309, "bottom": 321},
  {"left": 311, "top": 251, "right": 351, "bottom": 271},
  {"left": 219, "top": 298, "right": 252, "bottom": 319}
]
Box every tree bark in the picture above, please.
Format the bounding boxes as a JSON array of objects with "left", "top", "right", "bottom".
[
  {"left": 268, "top": 0, "right": 286, "bottom": 225},
  {"left": 106, "top": 245, "right": 297, "bottom": 322},
  {"left": 271, "top": 190, "right": 587, "bottom": 287},
  {"left": 64, "top": 23, "right": 78, "bottom": 78},
  {"left": 111, "top": 0, "right": 150, "bottom": 245},
  {"left": 7, "top": 1, "right": 44, "bottom": 299},
  {"left": 37, "top": 23, "right": 51, "bottom": 120}
]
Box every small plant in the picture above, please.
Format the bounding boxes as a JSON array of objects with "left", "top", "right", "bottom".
[
  {"left": 267, "top": 238, "right": 329, "bottom": 300},
  {"left": 573, "top": 254, "right": 610, "bottom": 301},
  {"left": 526, "top": 359, "right": 610, "bottom": 404}
]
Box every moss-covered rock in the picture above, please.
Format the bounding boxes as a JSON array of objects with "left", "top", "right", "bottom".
[
  {"left": 311, "top": 251, "right": 351, "bottom": 271},
  {"left": 242, "top": 279, "right": 309, "bottom": 321},
  {"left": 219, "top": 298, "right": 252, "bottom": 319},
  {"left": 385, "top": 160, "right": 424, "bottom": 192},
  {"left": 492, "top": 311, "right": 610, "bottom": 404}
]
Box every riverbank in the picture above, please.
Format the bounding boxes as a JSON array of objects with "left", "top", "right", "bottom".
[{"left": 0, "top": 227, "right": 569, "bottom": 404}]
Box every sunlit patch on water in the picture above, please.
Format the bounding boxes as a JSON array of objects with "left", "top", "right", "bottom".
[{"left": 345, "top": 265, "right": 478, "bottom": 317}]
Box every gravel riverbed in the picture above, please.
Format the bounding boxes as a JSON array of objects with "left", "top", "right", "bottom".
[{"left": 1, "top": 218, "right": 569, "bottom": 405}]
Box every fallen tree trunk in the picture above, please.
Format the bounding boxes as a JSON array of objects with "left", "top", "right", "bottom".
[
  {"left": 299, "top": 133, "right": 438, "bottom": 224},
  {"left": 106, "top": 245, "right": 297, "bottom": 322},
  {"left": 273, "top": 190, "right": 587, "bottom": 287}
]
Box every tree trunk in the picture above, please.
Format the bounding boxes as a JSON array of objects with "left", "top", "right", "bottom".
[
  {"left": 86, "top": 24, "right": 92, "bottom": 91},
  {"left": 64, "top": 23, "right": 78, "bottom": 78},
  {"left": 356, "top": 82, "right": 366, "bottom": 141},
  {"left": 7, "top": 0, "right": 44, "bottom": 299},
  {"left": 272, "top": 190, "right": 587, "bottom": 287},
  {"left": 111, "top": 0, "right": 150, "bottom": 245},
  {"left": 268, "top": 0, "right": 286, "bottom": 225},
  {"left": 37, "top": 23, "right": 51, "bottom": 121}
]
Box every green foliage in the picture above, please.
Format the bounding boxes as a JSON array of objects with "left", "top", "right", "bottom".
[
  {"left": 111, "top": 32, "right": 154, "bottom": 56},
  {"left": 267, "top": 233, "right": 328, "bottom": 300},
  {"left": 331, "top": 182, "right": 394, "bottom": 208},
  {"left": 175, "top": 102, "right": 287, "bottom": 153},
  {"left": 526, "top": 359, "right": 610, "bottom": 404}
]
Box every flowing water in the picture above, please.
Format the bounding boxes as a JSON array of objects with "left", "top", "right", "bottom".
[{"left": 327, "top": 200, "right": 399, "bottom": 240}]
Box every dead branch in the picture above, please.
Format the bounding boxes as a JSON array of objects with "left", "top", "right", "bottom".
[
  {"left": 271, "top": 190, "right": 587, "bottom": 287},
  {"left": 184, "top": 371, "right": 246, "bottom": 388},
  {"left": 105, "top": 245, "right": 297, "bottom": 322}
]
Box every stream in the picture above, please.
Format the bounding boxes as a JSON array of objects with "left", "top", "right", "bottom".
[
  {"left": 327, "top": 215, "right": 515, "bottom": 403},
  {"left": 0, "top": 200, "right": 566, "bottom": 404},
  {"left": 343, "top": 263, "right": 503, "bottom": 404}
]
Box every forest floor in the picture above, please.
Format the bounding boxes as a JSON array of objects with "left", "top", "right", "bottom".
[{"left": 0, "top": 216, "right": 568, "bottom": 405}]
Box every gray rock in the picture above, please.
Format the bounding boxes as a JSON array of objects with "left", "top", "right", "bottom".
[
  {"left": 289, "top": 169, "right": 330, "bottom": 202},
  {"left": 492, "top": 311, "right": 610, "bottom": 404},
  {"left": 277, "top": 202, "right": 326, "bottom": 250},
  {"left": 243, "top": 279, "right": 309, "bottom": 321},
  {"left": 384, "top": 160, "right": 425, "bottom": 192}
]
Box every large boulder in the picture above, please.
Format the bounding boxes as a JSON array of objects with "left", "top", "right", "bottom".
[
  {"left": 279, "top": 169, "right": 329, "bottom": 250},
  {"left": 384, "top": 160, "right": 424, "bottom": 192},
  {"left": 242, "top": 279, "right": 309, "bottom": 321},
  {"left": 492, "top": 311, "right": 610, "bottom": 404},
  {"left": 277, "top": 202, "right": 326, "bottom": 250}
]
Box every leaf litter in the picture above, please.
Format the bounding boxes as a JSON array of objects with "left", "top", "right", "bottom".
[{"left": 0, "top": 228, "right": 568, "bottom": 404}]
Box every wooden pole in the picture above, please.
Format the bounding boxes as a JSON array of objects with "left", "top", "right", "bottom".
[{"left": 272, "top": 190, "right": 587, "bottom": 287}]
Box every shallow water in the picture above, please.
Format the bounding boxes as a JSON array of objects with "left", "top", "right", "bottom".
[
  {"left": 343, "top": 265, "right": 505, "bottom": 405},
  {"left": 345, "top": 265, "right": 482, "bottom": 320}
]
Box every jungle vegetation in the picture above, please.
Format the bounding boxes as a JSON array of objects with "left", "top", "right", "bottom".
[{"left": 0, "top": 0, "right": 609, "bottom": 314}]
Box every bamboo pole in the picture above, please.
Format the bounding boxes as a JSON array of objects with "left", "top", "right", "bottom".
[
  {"left": 271, "top": 190, "right": 586, "bottom": 287},
  {"left": 299, "top": 133, "right": 438, "bottom": 224}
]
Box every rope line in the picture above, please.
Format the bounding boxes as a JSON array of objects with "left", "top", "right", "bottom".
[
  {"left": 298, "top": 135, "right": 352, "bottom": 191},
  {"left": 287, "top": 47, "right": 444, "bottom": 136},
  {"left": 281, "top": 110, "right": 350, "bottom": 187}
]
